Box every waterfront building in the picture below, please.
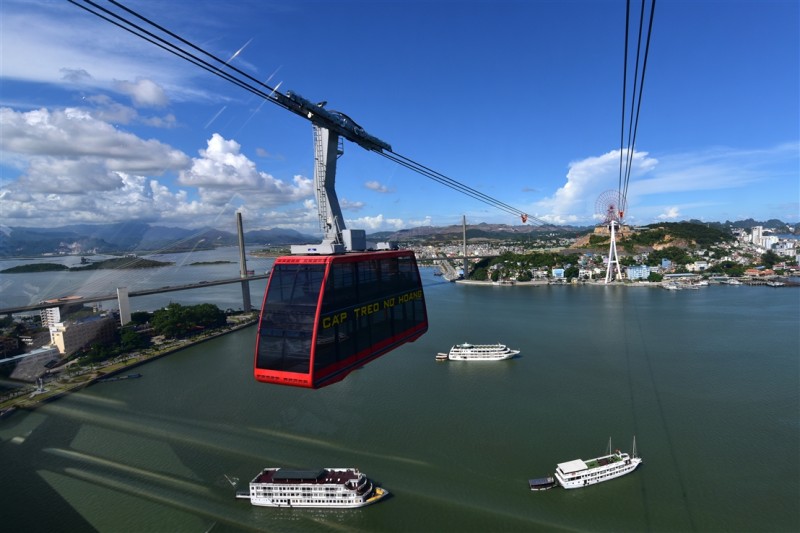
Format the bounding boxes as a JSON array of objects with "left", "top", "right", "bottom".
[
  {"left": 625, "top": 265, "right": 651, "bottom": 280},
  {"left": 40, "top": 307, "right": 61, "bottom": 328},
  {"left": 49, "top": 315, "right": 117, "bottom": 356},
  {"left": 687, "top": 261, "right": 709, "bottom": 272},
  {"left": 552, "top": 268, "right": 565, "bottom": 279}
]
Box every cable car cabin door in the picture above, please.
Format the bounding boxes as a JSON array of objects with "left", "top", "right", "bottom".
[{"left": 254, "top": 250, "right": 428, "bottom": 388}]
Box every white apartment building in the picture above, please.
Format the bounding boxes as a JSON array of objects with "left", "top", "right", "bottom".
[{"left": 40, "top": 307, "right": 61, "bottom": 328}]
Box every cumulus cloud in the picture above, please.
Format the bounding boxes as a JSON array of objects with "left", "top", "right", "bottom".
[
  {"left": 346, "top": 214, "right": 405, "bottom": 230},
  {"left": 408, "top": 215, "right": 433, "bottom": 227},
  {"left": 0, "top": 108, "right": 316, "bottom": 229},
  {"left": 0, "top": 107, "right": 188, "bottom": 173},
  {"left": 657, "top": 207, "right": 681, "bottom": 220},
  {"left": 179, "top": 134, "right": 314, "bottom": 207},
  {"left": 365, "top": 180, "right": 393, "bottom": 193},
  {"left": 533, "top": 149, "right": 657, "bottom": 224}
]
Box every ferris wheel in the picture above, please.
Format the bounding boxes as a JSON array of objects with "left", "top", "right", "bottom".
[{"left": 595, "top": 190, "right": 627, "bottom": 283}]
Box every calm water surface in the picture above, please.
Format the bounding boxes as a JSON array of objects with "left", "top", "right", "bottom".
[{"left": 0, "top": 265, "right": 798, "bottom": 532}]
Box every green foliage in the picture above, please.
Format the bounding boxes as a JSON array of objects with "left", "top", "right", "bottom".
[
  {"left": 120, "top": 327, "right": 150, "bottom": 351},
  {"left": 646, "top": 246, "right": 692, "bottom": 266},
  {"left": 471, "top": 267, "right": 488, "bottom": 281},
  {"left": 130, "top": 311, "right": 152, "bottom": 325},
  {"left": 641, "top": 222, "right": 734, "bottom": 247},
  {"left": 647, "top": 272, "right": 663, "bottom": 282},
  {"left": 706, "top": 261, "right": 746, "bottom": 277},
  {"left": 151, "top": 302, "right": 227, "bottom": 338},
  {"left": 589, "top": 234, "right": 609, "bottom": 247},
  {"left": 517, "top": 271, "right": 532, "bottom": 282},
  {"left": 564, "top": 266, "right": 580, "bottom": 279},
  {"left": 761, "top": 250, "right": 780, "bottom": 268},
  {"left": 1, "top": 263, "right": 69, "bottom": 273},
  {"left": 70, "top": 257, "right": 173, "bottom": 271},
  {"left": 490, "top": 269, "right": 501, "bottom": 282}
]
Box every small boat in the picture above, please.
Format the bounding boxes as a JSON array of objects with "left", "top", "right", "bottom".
[
  {"left": 446, "top": 343, "right": 519, "bottom": 361},
  {"left": 528, "top": 476, "right": 558, "bottom": 491},
  {"left": 435, "top": 353, "right": 448, "bottom": 361},
  {"left": 97, "top": 373, "right": 142, "bottom": 383},
  {"left": 236, "top": 467, "right": 387, "bottom": 508},
  {"left": 554, "top": 437, "right": 642, "bottom": 489}
]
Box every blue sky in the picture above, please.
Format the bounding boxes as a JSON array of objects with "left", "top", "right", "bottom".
[{"left": 1, "top": 0, "right": 798, "bottom": 235}]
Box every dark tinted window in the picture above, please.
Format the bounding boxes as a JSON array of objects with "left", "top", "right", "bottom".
[
  {"left": 314, "top": 253, "right": 427, "bottom": 374},
  {"left": 257, "top": 264, "right": 325, "bottom": 373}
]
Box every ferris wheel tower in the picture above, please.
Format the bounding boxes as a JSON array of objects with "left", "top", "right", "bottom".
[{"left": 596, "top": 190, "right": 627, "bottom": 283}]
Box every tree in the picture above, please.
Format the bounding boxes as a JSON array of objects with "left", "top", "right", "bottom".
[
  {"left": 151, "top": 302, "right": 227, "bottom": 338},
  {"left": 647, "top": 272, "right": 663, "bottom": 282},
  {"left": 120, "top": 327, "right": 150, "bottom": 351},
  {"left": 471, "top": 267, "right": 488, "bottom": 281},
  {"left": 761, "top": 250, "right": 780, "bottom": 269},
  {"left": 491, "top": 269, "right": 501, "bottom": 282},
  {"left": 564, "top": 266, "right": 580, "bottom": 280},
  {"left": 130, "top": 311, "right": 151, "bottom": 325}
]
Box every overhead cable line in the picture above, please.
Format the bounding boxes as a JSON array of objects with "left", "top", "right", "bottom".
[
  {"left": 618, "top": 0, "right": 656, "bottom": 213},
  {"left": 69, "top": 0, "right": 548, "bottom": 226}
]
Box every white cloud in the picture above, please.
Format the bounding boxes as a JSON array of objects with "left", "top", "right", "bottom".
[
  {"left": 365, "top": 180, "right": 393, "bottom": 193},
  {"left": 340, "top": 198, "right": 365, "bottom": 211},
  {"left": 114, "top": 78, "right": 169, "bottom": 108},
  {"left": 533, "top": 149, "right": 657, "bottom": 224},
  {"left": 345, "top": 214, "right": 405, "bottom": 231},
  {"left": 657, "top": 207, "right": 681, "bottom": 220},
  {"left": 0, "top": 108, "right": 317, "bottom": 229},
  {"left": 178, "top": 134, "right": 314, "bottom": 207},
  {"left": 408, "top": 216, "right": 432, "bottom": 227},
  {"left": 0, "top": 107, "right": 189, "bottom": 173}
]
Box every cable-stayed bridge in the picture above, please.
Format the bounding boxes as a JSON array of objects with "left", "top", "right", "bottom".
[{"left": 0, "top": 273, "right": 270, "bottom": 316}]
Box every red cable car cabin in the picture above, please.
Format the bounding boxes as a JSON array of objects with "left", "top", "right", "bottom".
[{"left": 254, "top": 250, "right": 428, "bottom": 388}]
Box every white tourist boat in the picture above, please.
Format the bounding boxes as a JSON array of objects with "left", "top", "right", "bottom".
[
  {"left": 236, "top": 468, "right": 388, "bottom": 508},
  {"left": 443, "top": 342, "right": 520, "bottom": 361},
  {"left": 554, "top": 438, "right": 642, "bottom": 489}
]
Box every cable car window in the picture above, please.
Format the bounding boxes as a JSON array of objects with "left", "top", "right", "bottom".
[{"left": 256, "top": 264, "right": 325, "bottom": 374}]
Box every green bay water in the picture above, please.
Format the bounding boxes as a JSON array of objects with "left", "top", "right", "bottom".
[{"left": 1, "top": 272, "right": 798, "bottom": 532}]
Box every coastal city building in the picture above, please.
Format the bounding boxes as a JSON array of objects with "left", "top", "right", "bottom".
[
  {"left": 39, "top": 307, "right": 61, "bottom": 328},
  {"left": 49, "top": 315, "right": 117, "bottom": 356},
  {"left": 626, "top": 265, "right": 651, "bottom": 280}
]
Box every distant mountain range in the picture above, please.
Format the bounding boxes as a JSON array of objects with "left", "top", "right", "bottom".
[
  {"left": 0, "top": 219, "right": 795, "bottom": 258},
  {"left": 0, "top": 222, "right": 317, "bottom": 257}
]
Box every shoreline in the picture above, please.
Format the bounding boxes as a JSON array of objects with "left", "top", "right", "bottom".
[{"left": 0, "top": 317, "right": 258, "bottom": 420}]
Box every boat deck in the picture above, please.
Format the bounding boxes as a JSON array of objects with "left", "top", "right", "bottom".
[
  {"left": 254, "top": 468, "right": 361, "bottom": 485},
  {"left": 583, "top": 454, "right": 623, "bottom": 470}
]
